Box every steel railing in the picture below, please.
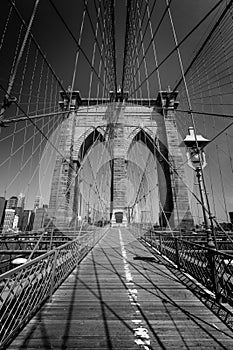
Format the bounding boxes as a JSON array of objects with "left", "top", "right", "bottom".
[
  {"left": 130, "top": 224, "right": 233, "bottom": 307},
  {"left": 0, "top": 227, "right": 107, "bottom": 349}
]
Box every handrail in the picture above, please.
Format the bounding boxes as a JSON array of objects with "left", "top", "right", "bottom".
[
  {"left": 130, "top": 224, "right": 233, "bottom": 307},
  {"left": 0, "top": 226, "right": 108, "bottom": 349},
  {"left": 27, "top": 231, "right": 45, "bottom": 261},
  {"left": 0, "top": 229, "right": 94, "bottom": 273}
]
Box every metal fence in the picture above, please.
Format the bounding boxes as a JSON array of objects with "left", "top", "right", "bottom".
[
  {"left": 0, "top": 227, "right": 107, "bottom": 349},
  {"left": 131, "top": 225, "right": 233, "bottom": 307}
]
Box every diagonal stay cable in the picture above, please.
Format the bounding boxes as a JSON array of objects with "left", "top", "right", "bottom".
[
  {"left": 176, "top": 108, "right": 233, "bottom": 121},
  {"left": 110, "top": 0, "right": 117, "bottom": 94},
  {"left": 7, "top": 0, "right": 69, "bottom": 102},
  {"left": 131, "top": 0, "right": 157, "bottom": 70},
  {"left": 82, "top": 0, "right": 114, "bottom": 93},
  {"left": 96, "top": 0, "right": 117, "bottom": 94},
  {"left": 0, "top": 81, "right": 75, "bottom": 174},
  {"left": 48, "top": 0, "right": 105, "bottom": 89},
  {"left": 129, "top": 0, "right": 227, "bottom": 98},
  {"left": 174, "top": 0, "right": 233, "bottom": 91},
  {"left": 4, "top": 114, "right": 61, "bottom": 191},
  {"left": 136, "top": 128, "right": 214, "bottom": 229},
  {"left": 179, "top": 22, "right": 233, "bottom": 90},
  {"left": 127, "top": 0, "right": 145, "bottom": 73},
  {"left": 121, "top": 0, "right": 132, "bottom": 93},
  {"left": 170, "top": 110, "right": 233, "bottom": 177},
  {"left": 128, "top": 0, "right": 173, "bottom": 94},
  {"left": 1, "top": 1, "right": 40, "bottom": 123},
  {"left": 1, "top": 109, "right": 77, "bottom": 124}
]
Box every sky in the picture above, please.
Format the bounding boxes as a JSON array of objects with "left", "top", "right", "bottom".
[
  {"left": 0, "top": 0, "right": 220, "bottom": 91},
  {"left": 0, "top": 0, "right": 233, "bottom": 224}
]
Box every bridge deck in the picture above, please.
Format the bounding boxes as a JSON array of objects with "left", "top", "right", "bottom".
[{"left": 8, "top": 228, "right": 233, "bottom": 349}]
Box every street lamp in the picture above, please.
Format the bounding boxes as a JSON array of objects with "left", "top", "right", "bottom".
[{"left": 184, "top": 127, "right": 215, "bottom": 247}]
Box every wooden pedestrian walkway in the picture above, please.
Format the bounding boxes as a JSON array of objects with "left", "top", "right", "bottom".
[{"left": 8, "top": 228, "right": 233, "bottom": 349}]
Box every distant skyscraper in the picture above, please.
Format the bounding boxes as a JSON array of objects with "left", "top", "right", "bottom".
[
  {"left": 28, "top": 211, "right": 35, "bottom": 231},
  {"left": 0, "top": 197, "right": 6, "bottom": 228},
  {"left": 3, "top": 209, "right": 15, "bottom": 233},
  {"left": 34, "top": 195, "right": 42, "bottom": 211},
  {"left": 16, "top": 207, "right": 23, "bottom": 230},
  {"left": 6, "top": 196, "right": 18, "bottom": 210},
  {"left": 17, "top": 193, "right": 25, "bottom": 209},
  {"left": 16, "top": 194, "right": 25, "bottom": 230},
  {"left": 33, "top": 206, "right": 48, "bottom": 231},
  {"left": 20, "top": 210, "right": 34, "bottom": 231},
  {"left": 13, "top": 215, "right": 19, "bottom": 229}
]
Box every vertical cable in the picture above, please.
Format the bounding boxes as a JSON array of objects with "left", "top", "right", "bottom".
[
  {"left": 166, "top": 0, "right": 214, "bottom": 229},
  {"left": 145, "top": 0, "right": 162, "bottom": 92},
  {"left": 0, "top": 0, "right": 40, "bottom": 121},
  {"left": 216, "top": 145, "right": 229, "bottom": 220},
  {"left": 0, "top": 3, "right": 13, "bottom": 52},
  {"left": 136, "top": 0, "right": 150, "bottom": 101}
]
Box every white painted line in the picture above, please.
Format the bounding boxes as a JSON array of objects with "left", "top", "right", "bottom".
[{"left": 119, "top": 228, "right": 151, "bottom": 349}]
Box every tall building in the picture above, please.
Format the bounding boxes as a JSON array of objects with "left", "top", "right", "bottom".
[
  {"left": 13, "top": 215, "right": 19, "bottom": 229},
  {"left": 16, "top": 193, "right": 25, "bottom": 227},
  {"left": 27, "top": 211, "right": 35, "bottom": 231},
  {"left": 16, "top": 207, "right": 23, "bottom": 230},
  {"left": 17, "top": 193, "right": 25, "bottom": 209},
  {"left": 33, "top": 206, "right": 48, "bottom": 231},
  {"left": 19, "top": 210, "right": 34, "bottom": 231},
  {"left": 0, "top": 197, "right": 6, "bottom": 229},
  {"left": 3, "top": 209, "right": 15, "bottom": 233},
  {"left": 19, "top": 210, "right": 32, "bottom": 231},
  {"left": 6, "top": 196, "right": 18, "bottom": 210},
  {"left": 34, "top": 195, "right": 42, "bottom": 211},
  {"left": 21, "top": 210, "right": 35, "bottom": 231}
]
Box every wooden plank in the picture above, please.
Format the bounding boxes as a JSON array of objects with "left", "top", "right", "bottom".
[{"left": 8, "top": 228, "right": 233, "bottom": 349}]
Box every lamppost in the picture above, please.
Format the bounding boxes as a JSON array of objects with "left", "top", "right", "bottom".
[{"left": 184, "top": 127, "right": 215, "bottom": 247}]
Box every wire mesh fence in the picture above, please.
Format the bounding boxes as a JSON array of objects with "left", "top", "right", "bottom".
[
  {"left": 0, "top": 226, "right": 107, "bottom": 349},
  {"left": 131, "top": 224, "right": 233, "bottom": 307}
]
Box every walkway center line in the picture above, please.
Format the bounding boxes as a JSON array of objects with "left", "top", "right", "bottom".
[{"left": 118, "top": 228, "right": 151, "bottom": 349}]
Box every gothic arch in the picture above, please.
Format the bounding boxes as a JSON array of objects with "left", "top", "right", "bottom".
[
  {"left": 126, "top": 126, "right": 156, "bottom": 153},
  {"left": 72, "top": 127, "right": 106, "bottom": 166},
  {"left": 128, "top": 129, "right": 173, "bottom": 227},
  {"left": 70, "top": 128, "right": 106, "bottom": 224},
  {"left": 77, "top": 128, "right": 105, "bottom": 164}
]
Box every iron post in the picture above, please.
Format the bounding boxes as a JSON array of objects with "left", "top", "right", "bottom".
[{"left": 184, "top": 127, "right": 215, "bottom": 248}]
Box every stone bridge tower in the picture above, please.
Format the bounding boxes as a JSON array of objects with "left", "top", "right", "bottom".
[{"left": 49, "top": 89, "right": 193, "bottom": 230}]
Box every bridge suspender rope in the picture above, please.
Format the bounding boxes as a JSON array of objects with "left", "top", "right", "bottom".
[
  {"left": 0, "top": 3, "right": 233, "bottom": 232},
  {"left": 0, "top": 0, "right": 71, "bottom": 201},
  {"left": 0, "top": 0, "right": 113, "bottom": 220},
  {"left": 129, "top": 0, "right": 227, "bottom": 98},
  {"left": 48, "top": 0, "right": 107, "bottom": 94},
  {"left": 173, "top": 0, "right": 233, "bottom": 92},
  {"left": 0, "top": 0, "right": 40, "bottom": 123},
  {"left": 128, "top": 0, "right": 174, "bottom": 95},
  {"left": 136, "top": 1, "right": 150, "bottom": 101},
  {"left": 145, "top": 0, "right": 162, "bottom": 92},
  {"left": 5, "top": 0, "right": 69, "bottom": 107},
  {"left": 175, "top": 2, "right": 233, "bottom": 231},
  {"left": 3, "top": 3, "right": 233, "bottom": 348},
  {"left": 165, "top": 0, "right": 216, "bottom": 243},
  {"left": 63, "top": 0, "right": 118, "bottom": 223}
]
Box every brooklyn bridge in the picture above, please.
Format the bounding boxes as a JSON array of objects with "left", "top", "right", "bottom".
[{"left": 1, "top": 0, "right": 233, "bottom": 349}]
